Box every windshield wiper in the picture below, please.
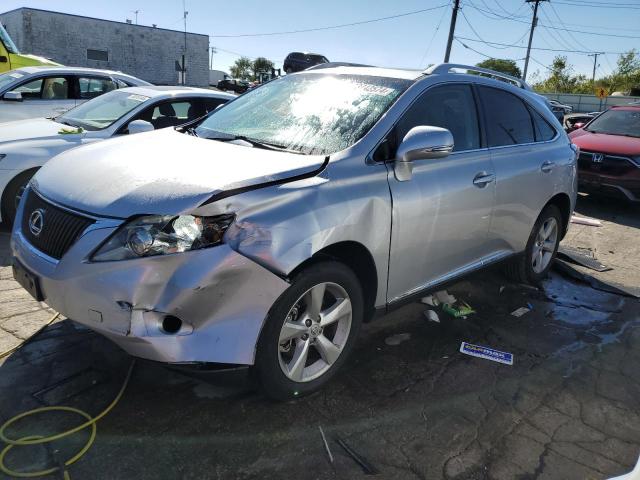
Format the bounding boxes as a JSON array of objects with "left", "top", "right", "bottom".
[{"left": 204, "top": 133, "right": 302, "bottom": 153}]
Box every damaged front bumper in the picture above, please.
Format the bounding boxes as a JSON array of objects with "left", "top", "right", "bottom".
[{"left": 11, "top": 220, "right": 289, "bottom": 365}]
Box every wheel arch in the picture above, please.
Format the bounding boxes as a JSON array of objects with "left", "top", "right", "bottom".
[
  {"left": 289, "top": 240, "right": 378, "bottom": 322},
  {"left": 544, "top": 192, "right": 572, "bottom": 239},
  {"left": 1, "top": 167, "right": 40, "bottom": 223}
]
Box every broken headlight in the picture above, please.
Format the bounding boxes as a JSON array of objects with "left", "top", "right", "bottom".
[{"left": 91, "top": 214, "right": 235, "bottom": 262}]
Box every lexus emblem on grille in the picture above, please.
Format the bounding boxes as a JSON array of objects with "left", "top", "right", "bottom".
[
  {"left": 592, "top": 153, "right": 604, "bottom": 163},
  {"left": 28, "top": 209, "right": 45, "bottom": 237}
]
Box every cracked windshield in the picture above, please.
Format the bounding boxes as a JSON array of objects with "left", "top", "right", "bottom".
[{"left": 196, "top": 73, "right": 410, "bottom": 154}]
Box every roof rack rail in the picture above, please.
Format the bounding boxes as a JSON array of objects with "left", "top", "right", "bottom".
[
  {"left": 424, "top": 63, "right": 531, "bottom": 90},
  {"left": 306, "top": 62, "right": 373, "bottom": 71}
]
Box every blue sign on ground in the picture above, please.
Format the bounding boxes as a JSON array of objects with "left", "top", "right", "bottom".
[{"left": 460, "top": 342, "right": 513, "bottom": 366}]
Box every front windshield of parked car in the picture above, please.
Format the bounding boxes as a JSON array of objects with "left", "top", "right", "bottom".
[
  {"left": 585, "top": 109, "right": 640, "bottom": 138},
  {"left": 0, "top": 24, "right": 19, "bottom": 54},
  {"left": 195, "top": 73, "right": 411, "bottom": 155},
  {"left": 57, "top": 90, "right": 149, "bottom": 131},
  {"left": 0, "top": 71, "right": 24, "bottom": 92}
]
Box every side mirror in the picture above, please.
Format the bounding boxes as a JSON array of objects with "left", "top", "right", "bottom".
[
  {"left": 214, "top": 103, "right": 224, "bottom": 111},
  {"left": 394, "top": 126, "right": 454, "bottom": 182},
  {"left": 3, "top": 91, "right": 23, "bottom": 102},
  {"left": 127, "top": 119, "right": 154, "bottom": 134}
]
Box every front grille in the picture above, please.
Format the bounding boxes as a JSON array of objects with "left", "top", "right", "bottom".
[
  {"left": 578, "top": 151, "right": 637, "bottom": 176},
  {"left": 21, "top": 190, "right": 95, "bottom": 260}
]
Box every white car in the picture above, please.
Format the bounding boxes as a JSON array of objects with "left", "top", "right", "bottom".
[
  {"left": 0, "top": 86, "right": 234, "bottom": 223},
  {"left": 0, "top": 66, "right": 151, "bottom": 124}
]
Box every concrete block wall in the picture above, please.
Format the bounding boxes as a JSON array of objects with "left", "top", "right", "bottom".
[{"left": 0, "top": 8, "right": 209, "bottom": 87}]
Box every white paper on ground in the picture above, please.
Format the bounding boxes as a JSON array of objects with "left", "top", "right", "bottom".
[
  {"left": 511, "top": 307, "right": 531, "bottom": 317},
  {"left": 571, "top": 215, "right": 602, "bottom": 227}
]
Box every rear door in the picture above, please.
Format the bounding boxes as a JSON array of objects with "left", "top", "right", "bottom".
[
  {"left": 477, "top": 86, "right": 557, "bottom": 253},
  {"left": 386, "top": 83, "right": 496, "bottom": 302}
]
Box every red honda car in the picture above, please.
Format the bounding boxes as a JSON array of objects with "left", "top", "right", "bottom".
[{"left": 569, "top": 105, "right": 640, "bottom": 202}]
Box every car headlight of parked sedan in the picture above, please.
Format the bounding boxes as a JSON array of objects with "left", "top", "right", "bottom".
[{"left": 91, "top": 214, "right": 235, "bottom": 261}]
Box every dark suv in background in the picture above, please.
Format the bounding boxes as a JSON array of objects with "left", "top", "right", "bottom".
[
  {"left": 217, "top": 78, "right": 249, "bottom": 94},
  {"left": 283, "top": 52, "right": 329, "bottom": 73}
]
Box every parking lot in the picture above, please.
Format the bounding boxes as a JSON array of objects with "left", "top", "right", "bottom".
[{"left": 1, "top": 193, "right": 638, "bottom": 480}]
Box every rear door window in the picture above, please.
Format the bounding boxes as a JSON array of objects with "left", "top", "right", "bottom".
[
  {"left": 396, "top": 84, "right": 481, "bottom": 152},
  {"left": 478, "top": 86, "right": 535, "bottom": 147},
  {"left": 78, "top": 76, "right": 118, "bottom": 99}
]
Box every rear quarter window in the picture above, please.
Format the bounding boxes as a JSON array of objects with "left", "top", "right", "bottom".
[{"left": 530, "top": 107, "right": 557, "bottom": 142}]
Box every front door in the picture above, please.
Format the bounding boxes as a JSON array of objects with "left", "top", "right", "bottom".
[
  {"left": 0, "top": 75, "right": 76, "bottom": 122},
  {"left": 386, "top": 83, "right": 496, "bottom": 303}
]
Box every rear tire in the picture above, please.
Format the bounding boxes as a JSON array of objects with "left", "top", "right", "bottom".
[
  {"left": 255, "top": 261, "right": 363, "bottom": 401},
  {"left": 2, "top": 170, "right": 37, "bottom": 227},
  {"left": 504, "top": 204, "right": 562, "bottom": 285}
]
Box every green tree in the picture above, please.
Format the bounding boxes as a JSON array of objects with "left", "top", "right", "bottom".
[
  {"left": 476, "top": 59, "right": 522, "bottom": 78},
  {"left": 252, "top": 57, "right": 275, "bottom": 80},
  {"left": 610, "top": 49, "right": 640, "bottom": 93},
  {"left": 229, "top": 57, "right": 252, "bottom": 80},
  {"left": 533, "top": 56, "right": 587, "bottom": 93}
]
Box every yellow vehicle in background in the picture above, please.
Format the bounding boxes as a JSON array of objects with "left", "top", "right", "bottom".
[{"left": 0, "top": 23, "right": 60, "bottom": 72}]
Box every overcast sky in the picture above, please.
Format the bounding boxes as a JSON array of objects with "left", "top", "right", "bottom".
[{"left": 2, "top": 0, "right": 638, "bottom": 80}]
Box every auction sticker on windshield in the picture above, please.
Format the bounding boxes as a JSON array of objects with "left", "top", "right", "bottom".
[
  {"left": 460, "top": 342, "right": 513, "bottom": 365},
  {"left": 127, "top": 94, "right": 149, "bottom": 103}
]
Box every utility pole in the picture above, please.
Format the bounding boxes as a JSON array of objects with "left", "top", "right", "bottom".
[
  {"left": 522, "top": 0, "right": 548, "bottom": 82},
  {"left": 444, "top": 0, "right": 461, "bottom": 63},
  {"left": 588, "top": 52, "right": 603, "bottom": 83},
  {"left": 131, "top": 10, "right": 140, "bottom": 24},
  {"left": 182, "top": 0, "right": 188, "bottom": 85}
]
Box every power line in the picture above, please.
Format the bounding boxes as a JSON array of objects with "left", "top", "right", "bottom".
[
  {"left": 460, "top": 8, "right": 528, "bottom": 50},
  {"left": 490, "top": 0, "right": 528, "bottom": 19},
  {"left": 418, "top": 0, "right": 451, "bottom": 67},
  {"left": 455, "top": 36, "right": 628, "bottom": 55},
  {"left": 539, "top": 9, "right": 582, "bottom": 52},
  {"left": 553, "top": 0, "right": 640, "bottom": 9},
  {"left": 210, "top": 4, "right": 449, "bottom": 38},
  {"left": 547, "top": 2, "right": 593, "bottom": 51},
  {"left": 466, "top": 1, "right": 638, "bottom": 33},
  {"left": 465, "top": 2, "right": 640, "bottom": 39},
  {"left": 454, "top": 37, "right": 498, "bottom": 59}
]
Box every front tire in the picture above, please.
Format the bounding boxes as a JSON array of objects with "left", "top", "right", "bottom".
[
  {"left": 255, "top": 261, "right": 363, "bottom": 401},
  {"left": 2, "top": 170, "right": 37, "bottom": 227},
  {"left": 504, "top": 204, "right": 562, "bottom": 284}
]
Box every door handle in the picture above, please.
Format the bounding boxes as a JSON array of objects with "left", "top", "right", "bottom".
[
  {"left": 541, "top": 161, "right": 555, "bottom": 173},
  {"left": 473, "top": 172, "right": 495, "bottom": 188}
]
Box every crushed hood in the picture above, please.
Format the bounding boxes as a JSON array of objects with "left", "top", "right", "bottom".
[
  {"left": 0, "top": 118, "right": 80, "bottom": 145},
  {"left": 34, "top": 128, "right": 326, "bottom": 218}
]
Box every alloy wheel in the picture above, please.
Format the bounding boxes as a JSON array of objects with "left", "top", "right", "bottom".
[
  {"left": 277, "top": 282, "right": 352, "bottom": 383},
  {"left": 532, "top": 217, "right": 558, "bottom": 274}
]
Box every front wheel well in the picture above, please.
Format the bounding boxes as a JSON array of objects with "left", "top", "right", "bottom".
[
  {"left": 1, "top": 167, "right": 40, "bottom": 223},
  {"left": 289, "top": 241, "right": 378, "bottom": 321},
  {"left": 544, "top": 193, "right": 572, "bottom": 238}
]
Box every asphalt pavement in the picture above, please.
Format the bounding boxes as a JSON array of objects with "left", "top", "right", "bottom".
[{"left": 0, "top": 193, "right": 639, "bottom": 480}]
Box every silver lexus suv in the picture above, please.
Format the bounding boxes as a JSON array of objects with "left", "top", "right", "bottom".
[{"left": 11, "top": 63, "right": 577, "bottom": 400}]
